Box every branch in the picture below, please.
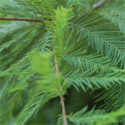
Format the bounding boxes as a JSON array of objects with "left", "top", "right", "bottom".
[
  {"left": 53, "top": 47, "right": 68, "bottom": 125},
  {"left": 54, "top": 56, "right": 59, "bottom": 74},
  {"left": 60, "top": 96, "right": 68, "bottom": 125},
  {"left": 93, "top": 0, "right": 111, "bottom": 9},
  {"left": 54, "top": 56, "right": 68, "bottom": 125},
  {"left": 0, "top": 0, "right": 112, "bottom": 23},
  {"left": 0, "top": 17, "right": 44, "bottom": 22}
]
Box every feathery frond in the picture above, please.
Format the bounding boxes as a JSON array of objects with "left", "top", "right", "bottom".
[
  {"left": 16, "top": 91, "right": 48, "bottom": 125},
  {"left": 65, "top": 68, "right": 125, "bottom": 91},
  {"left": 71, "top": 13, "right": 125, "bottom": 68},
  {"left": 0, "top": 0, "right": 124, "bottom": 124},
  {"left": 46, "top": 7, "right": 73, "bottom": 63},
  {"left": 68, "top": 106, "right": 125, "bottom": 125}
]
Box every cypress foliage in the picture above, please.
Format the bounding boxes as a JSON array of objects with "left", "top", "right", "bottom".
[{"left": 0, "top": 0, "right": 125, "bottom": 124}]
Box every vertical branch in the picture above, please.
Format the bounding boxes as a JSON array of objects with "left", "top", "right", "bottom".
[
  {"left": 54, "top": 52, "right": 68, "bottom": 125},
  {"left": 54, "top": 56, "right": 59, "bottom": 74},
  {"left": 60, "top": 95, "right": 68, "bottom": 125}
]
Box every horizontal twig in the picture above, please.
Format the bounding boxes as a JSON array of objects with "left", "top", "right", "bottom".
[
  {"left": 0, "top": 0, "right": 111, "bottom": 23},
  {"left": 0, "top": 17, "right": 44, "bottom": 22}
]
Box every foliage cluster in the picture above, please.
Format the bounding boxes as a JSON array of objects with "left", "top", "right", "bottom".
[{"left": 0, "top": 0, "right": 125, "bottom": 125}]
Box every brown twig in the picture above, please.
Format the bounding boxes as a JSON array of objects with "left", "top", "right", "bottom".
[
  {"left": 93, "top": 0, "right": 111, "bottom": 9},
  {"left": 0, "top": 0, "right": 111, "bottom": 23},
  {"left": 93, "top": 0, "right": 104, "bottom": 9},
  {"left": 0, "top": 17, "right": 44, "bottom": 22},
  {"left": 60, "top": 95, "right": 68, "bottom": 125},
  {"left": 54, "top": 52, "right": 68, "bottom": 125}
]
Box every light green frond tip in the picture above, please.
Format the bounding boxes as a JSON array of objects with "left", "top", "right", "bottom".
[
  {"left": 47, "top": 7, "right": 74, "bottom": 63},
  {"left": 31, "top": 52, "right": 53, "bottom": 76},
  {"left": 96, "top": 105, "right": 125, "bottom": 125},
  {"left": 31, "top": 52, "right": 67, "bottom": 97},
  {"left": 54, "top": 6, "right": 73, "bottom": 24}
]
